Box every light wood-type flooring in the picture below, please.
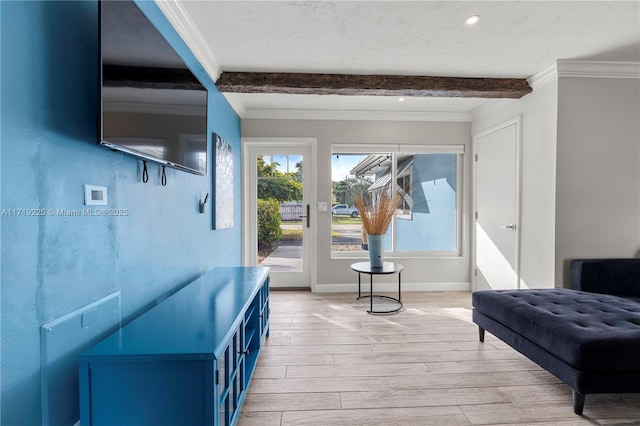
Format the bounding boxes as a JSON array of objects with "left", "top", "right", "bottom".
[{"left": 239, "top": 290, "right": 640, "bottom": 425}]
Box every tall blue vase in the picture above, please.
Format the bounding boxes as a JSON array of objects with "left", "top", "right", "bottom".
[{"left": 367, "top": 235, "right": 384, "bottom": 267}]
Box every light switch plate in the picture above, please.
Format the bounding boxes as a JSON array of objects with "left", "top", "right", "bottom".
[
  {"left": 317, "top": 202, "right": 328, "bottom": 212},
  {"left": 84, "top": 184, "right": 108, "bottom": 206}
]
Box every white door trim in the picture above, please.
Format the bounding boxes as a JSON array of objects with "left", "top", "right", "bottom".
[
  {"left": 471, "top": 115, "right": 523, "bottom": 291},
  {"left": 242, "top": 137, "right": 317, "bottom": 291}
]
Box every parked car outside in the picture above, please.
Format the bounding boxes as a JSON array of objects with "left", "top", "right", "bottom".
[{"left": 331, "top": 204, "right": 359, "bottom": 217}]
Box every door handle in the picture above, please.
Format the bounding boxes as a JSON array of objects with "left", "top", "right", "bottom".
[
  {"left": 299, "top": 204, "right": 310, "bottom": 228},
  {"left": 504, "top": 224, "right": 517, "bottom": 231}
]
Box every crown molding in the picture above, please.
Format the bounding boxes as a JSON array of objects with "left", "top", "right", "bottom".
[
  {"left": 240, "top": 108, "right": 472, "bottom": 122},
  {"left": 527, "top": 63, "right": 558, "bottom": 91},
  {"left": 155, "top": 0, "right": 223, "bottom": 81},
  {"left": 556, "top": 60, "right": 640, "bottom": 79},
  {"left": 525, "top": 60, "right": 640, "bottom": 93}
]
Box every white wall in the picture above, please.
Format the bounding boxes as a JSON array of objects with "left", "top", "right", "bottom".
[
  {"left": 242, "top": 119, "right": 472, "bottom": 291},
  {"left": 555, "top": 76, "right": 640, "bottom": 286},
  {"left": 471, "top": 81, "right": 559, "bottom": 289},
  {"left": 242, "top": 65, "right": 639, "bottom": 292}
]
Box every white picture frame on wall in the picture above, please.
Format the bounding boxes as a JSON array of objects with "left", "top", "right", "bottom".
[{"left": 213, "top": 133, "right": 234, "bottom": 229}]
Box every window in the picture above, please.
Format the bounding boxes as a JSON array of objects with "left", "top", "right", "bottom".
[{"left": 331, "top": 145, "right": 463, "bottom": 257}]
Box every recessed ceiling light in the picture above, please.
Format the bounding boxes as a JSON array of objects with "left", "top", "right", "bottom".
[
  {"left": 398, "top": 97, "right": 405, "bottom": 102},
  {"left": 465, "top": 15, "right": 480, "bottom": 25}
]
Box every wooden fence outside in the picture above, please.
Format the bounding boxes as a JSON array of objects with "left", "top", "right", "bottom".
[{"left": 280, "top": 203, "right": 303, "bottom": 221}]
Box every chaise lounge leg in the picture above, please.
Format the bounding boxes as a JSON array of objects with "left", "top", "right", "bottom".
[
  {"left": 572, "top": 390, "right": 585, "bottom": 415},
  {"left": 478, "top": 327, "right": 485, "bottom": 342}
]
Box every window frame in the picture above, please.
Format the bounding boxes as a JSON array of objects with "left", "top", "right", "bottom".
[
  {"left": 396, "top": 162, "right": 412, "bottom": 220},
  {"left": 331, "top": 144, "right": 464, "bottom": 259}
]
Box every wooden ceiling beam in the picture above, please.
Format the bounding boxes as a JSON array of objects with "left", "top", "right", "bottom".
[{"left": 216, "top": 72, "right": 532, "bottom": 99}]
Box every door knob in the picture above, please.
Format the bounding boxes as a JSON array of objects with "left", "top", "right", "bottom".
[{"left": 504, "top": 224, "right": 517, "bottom": 231}]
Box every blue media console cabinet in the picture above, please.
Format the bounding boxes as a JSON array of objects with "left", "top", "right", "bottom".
[{"left": 79, "top": 267, "right": 270, "bottom": 426}]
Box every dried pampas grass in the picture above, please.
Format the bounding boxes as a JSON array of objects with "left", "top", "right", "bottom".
[{"left": 353, "top": 191, "right": 402, "bottom": 236}]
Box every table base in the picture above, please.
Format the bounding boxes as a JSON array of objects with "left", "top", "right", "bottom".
[
  {"left": 357, "top": 294, "right": 403, "bottom": 314},
  {"left": 355, "top": 266, "right": 403, "bottom": 315}
]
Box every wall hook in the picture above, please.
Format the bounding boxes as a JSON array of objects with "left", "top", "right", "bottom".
[{"left": 199, "top": 193, "right": 209, "bottom": 213}]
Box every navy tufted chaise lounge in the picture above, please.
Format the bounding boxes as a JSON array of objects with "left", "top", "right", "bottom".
[{"left": 472, "top": 258, "right": 640, "bottom": 415}]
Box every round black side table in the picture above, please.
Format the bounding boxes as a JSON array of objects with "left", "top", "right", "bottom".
[{"left": 351, "top": 261, "right": 404, "bottom": 314}]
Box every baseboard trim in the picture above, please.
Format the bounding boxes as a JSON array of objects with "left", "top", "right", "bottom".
[{"left": 312, "top": 282, "right": 470, "bottom": 293}]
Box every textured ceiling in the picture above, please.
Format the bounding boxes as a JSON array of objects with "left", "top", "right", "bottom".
[{"left": 170, "top": 0, "right": 640, "bottom": 117}]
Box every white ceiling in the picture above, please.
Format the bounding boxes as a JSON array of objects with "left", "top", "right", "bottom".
[{"left": 163, "top": 0, "right": 640, "bottom": 118}]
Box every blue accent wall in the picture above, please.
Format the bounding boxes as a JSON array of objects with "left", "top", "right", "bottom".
[{"left": 0, "top": 1, "right": 241, "bottom": 424}]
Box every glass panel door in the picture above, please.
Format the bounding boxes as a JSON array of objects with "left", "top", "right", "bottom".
[{"left": 245, "top": 143, "right": 312, "bottom": 288}]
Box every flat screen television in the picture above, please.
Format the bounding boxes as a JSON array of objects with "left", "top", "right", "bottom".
[{"left": 99, "top": 0, "right": 208, "bottom": 175}]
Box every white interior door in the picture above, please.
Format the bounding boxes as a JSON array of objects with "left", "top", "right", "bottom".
[
  {"left": 244, "top": 140, "right": 314, "bottom": 288},
  {"left": 474, "top": 119, "right": 520, "bottom": 290}
]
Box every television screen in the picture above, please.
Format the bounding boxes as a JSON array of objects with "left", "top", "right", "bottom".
[{"left": 99, "top": 0, "right": 208, "bottom": 175}]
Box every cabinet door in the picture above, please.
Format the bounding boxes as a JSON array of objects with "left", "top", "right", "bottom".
[
  {"left": 218, "top": 347, "right": 227, "bottom": 426},
  {"left": 260, "top": 280, "right": 270, "bottom": 337},
  {"left": 219, "top": 325, "right": 243, "bottom": 426},
  {"left": 233, "top": 325, "right": 245, "bottom": 414}
]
